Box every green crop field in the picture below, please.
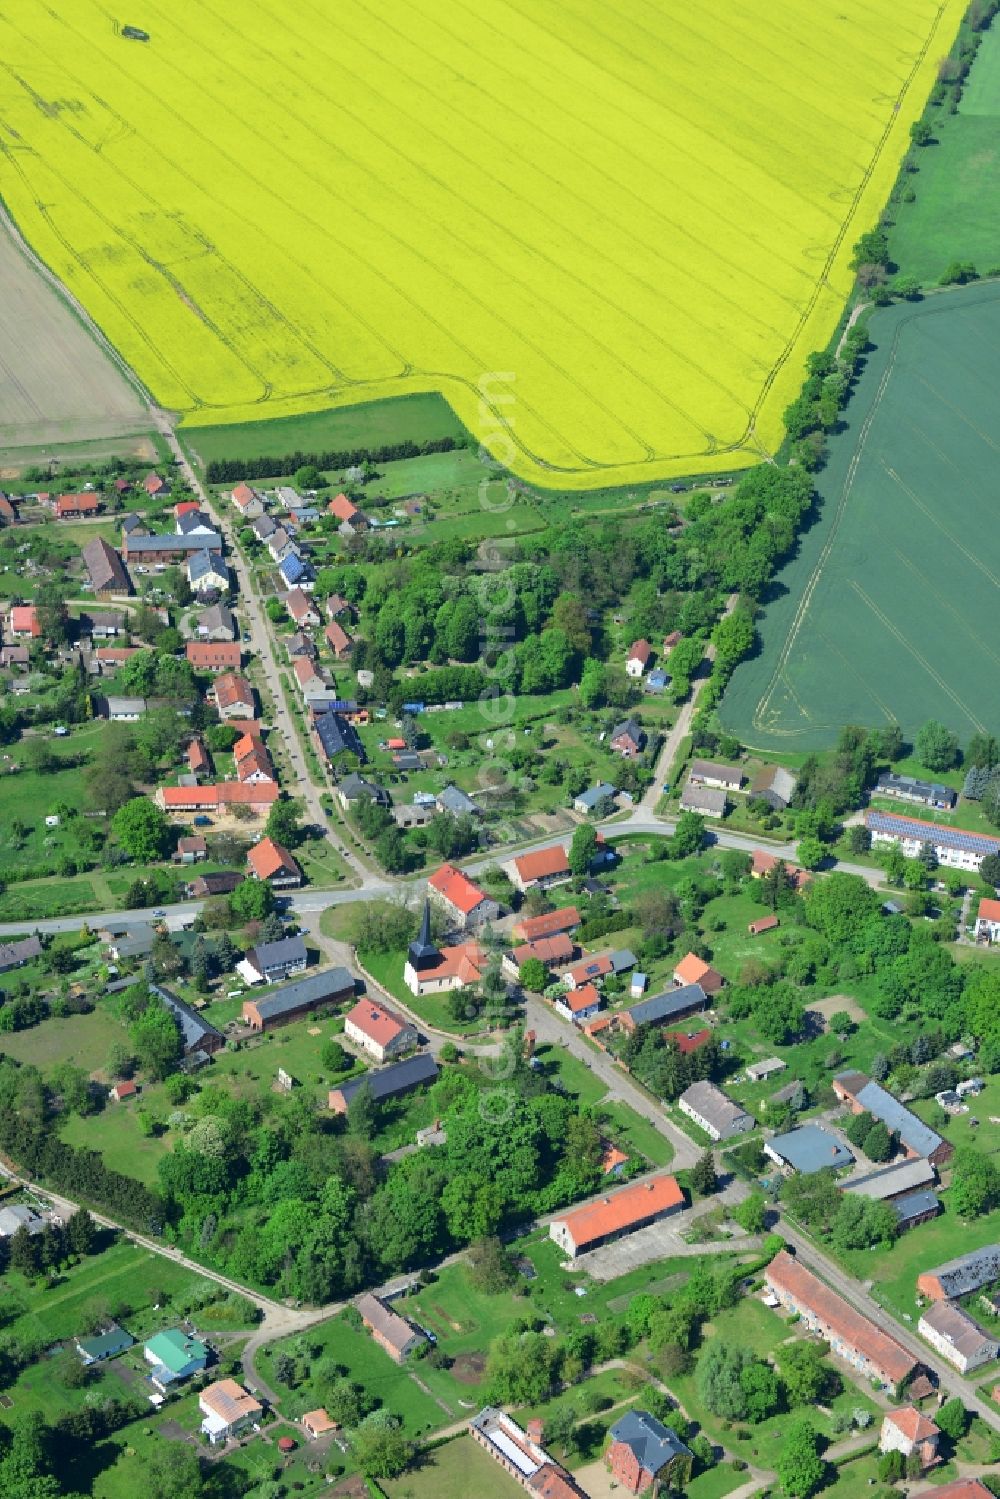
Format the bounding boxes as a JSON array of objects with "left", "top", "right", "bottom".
[
  {"left": 723, "top": 281, "right": 1000, "bottom": 748},
  {"left": 890, "top": 20, "right": 1000, "bottom": 282}
]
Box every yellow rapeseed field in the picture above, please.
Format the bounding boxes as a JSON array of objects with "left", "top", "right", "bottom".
[{"left": 0, "top": 0, "right": 963, "bottom": 486}]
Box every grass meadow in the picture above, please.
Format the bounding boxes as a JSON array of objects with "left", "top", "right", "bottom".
[
  {"left": 185, "top": 393, "right": 466, "bottom": 466},
  {"left": 890, "top": 19, "right": 1000, "bottom": 283},
  {"left": 382, "top": 1436, "right": 524, "bottom": 1499},
  {"left": 0, "top": 0, "right": 962, "bottom": 487},
  {"left": 722, "top": 280, "right": 1000, "bottom": 747}
]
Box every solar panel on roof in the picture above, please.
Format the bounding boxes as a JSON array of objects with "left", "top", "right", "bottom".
[{"left": 868, "top": 811, "right": 1000, "bottom": 854}]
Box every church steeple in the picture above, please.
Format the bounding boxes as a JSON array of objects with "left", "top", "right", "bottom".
[{"left": 408, "top": 899, "right": 439, "bottom": 969}]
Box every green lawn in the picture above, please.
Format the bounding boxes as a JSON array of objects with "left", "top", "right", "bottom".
[
  {"left": 60, "top": 1105, "right": 170, "bottom": 1188},
  {"left": 215, "top": 1431, "right": 333, "bottom": 1498},
  {"left": 184, "top": 392, "right": 468, "bottom": 466},
  {"left": 209, "top": 1012, "right": 364, "bottom": 1101},
  {"left": 257, "top": 1309, "right": 445, "bottom": 1438},
  {"left": 699, "top": 889, "right": 782, "bottom": 982},
  {"left": 85, "top": 1391, "right": 216, "bottom": 1499},
  {"left": 358, "top": 949, "right": 487, "bottom": 1036},
  {"left": 686, "top": 1465, "right": 757, "bottom": 1499},
  {"left": 2, "top": 1239, "right": 250, "bottom": 1350},
  {"left": 295, "top": 836, "right": 353, "bottom": 887},
  {"left": 0, "top": 1006, "right": 126, "bottom": 1071},
  {"left": 838, "top": 1203, "right": 1000, "bottom": 1323},
  {"left": 0, "top": 878, "right": 101, "bottom": 922},
  {"left": 596, "top": 1101, "right": 675, "bottom": 1169},
  {"left": 382, "top": 1434, "right": 524, "bottom": 1499},
  {"left": 59, "top": 1010, "right": 367, "bottom": 1182},
  {"left": 822, "top": 1454, "right": 883, "bottom": 1499},
  {"left": 666, "top": 1299, "right": 880, "bottom": 1469},
  {"left": 532, "top": 1043, "right": 610, "bottom": 1110}
]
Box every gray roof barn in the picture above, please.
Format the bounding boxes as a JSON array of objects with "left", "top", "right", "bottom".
[
  {"left": 845, "top": 1158, "right": 936, "bottom": 1201},
  {"left": 0, "top": 935, "right": 43, "bottom": 972},
  {"left": 750, "top": 764, "right": 797, "bottom": 808},
  {"left": 249, "top": 967, "right": 355, "bottom": 1025},
  {"left": 333, "top": 1053, "right": 439, "bottom": 1110},
  {"left": 0, "top": 1205, "right": 45, "bottom": 1236},
  {"left": 150, "top": 984, "right": 223, "bottom": 1055},
  {"left": 197, "top": 603, "right": 237, "bottom": 639},
  {"left": 625, "top": 983, "right": 708, "bottom": 1029},
  {"left": 437, "top": 784, "right": 479, "bottom": 816},
  {"left": 126, "top": 531, "right": 221, "bottom": 553},
  {"left": 679, "top": 783, "right": 727, "bottom": 816},
  {"left": 679, "top": 1080, "right": 753, "bottom": 1139},
  {"left": 919, "top": 1244, "right": 1000, "bottom": 1299},
  {"left": 835, "top": 1072, "right": 945, "bottom": 1160}
]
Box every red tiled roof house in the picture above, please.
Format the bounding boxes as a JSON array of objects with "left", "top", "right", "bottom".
[
  {"left": 344, "top": 998, "right": 418, "bottom": 1063},
  {"left": 426, "top": 863, "right": 499, "bottom": 931},
  {"left": 246, "top": 837, "right": 301, "bottom": 888},
  {"left": 879, "top": 1406, "right": 940, "bottom": 1470},
  {"left": 186, "top": 641, "right": 241, "bottom": 673}
]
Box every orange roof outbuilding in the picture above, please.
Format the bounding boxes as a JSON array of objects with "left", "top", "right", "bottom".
[
  {"left": 345, "top": 998, "right": 410, "bottom": 1050},
  {"left": 883, "top": 1407, "right": 939, "bottom": 1443},
  {"left": 512, "top": 907, "right": 581, "bottom": 942},
  {"left": 56, "top": 491, "right": 101, "bottom": 517},
  {"left": 328, "top": 492, "right": 359, "bottom": 522},
  {"left": 674, "top": 952, "right": 724, "bottom": 993},
  {"left": 561, "top": 982, "right": 601, "bottom": 1014},
  {"left": 551, "top": 1174, "right": 683, "bottom": 1254},
  {"left": 9, "top": 605, "right": 40, "bottom": 637}
]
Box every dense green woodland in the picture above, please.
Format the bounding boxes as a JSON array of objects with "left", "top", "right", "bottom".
[{"left": 305, "top": 463, "right": 808, "bottom": 718}]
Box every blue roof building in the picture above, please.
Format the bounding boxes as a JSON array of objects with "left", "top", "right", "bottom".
[
  {"left": 149, "top": 984, "right": 224, "bottom": 1056},
  {"left": 313, "top": 711, "right": 365, "bottom": 763},
  {"left": 834, "top": 1071, "right": 948, "bottom": 1163},
  {"left": 608, "top": 1410, "right": 693, "bottom": 1486},
  {"left": 764, "top": 1124, "right": 853, "bottom": 1174},
  {"left": 188, "top": 549, "right": 228, "bottom": 588},
  {"left": 278, "top": 552, "right": 312, "bottom": 587},
  {"left": 891, "top": 1190, "right": 941, "bottom": 1230}
]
